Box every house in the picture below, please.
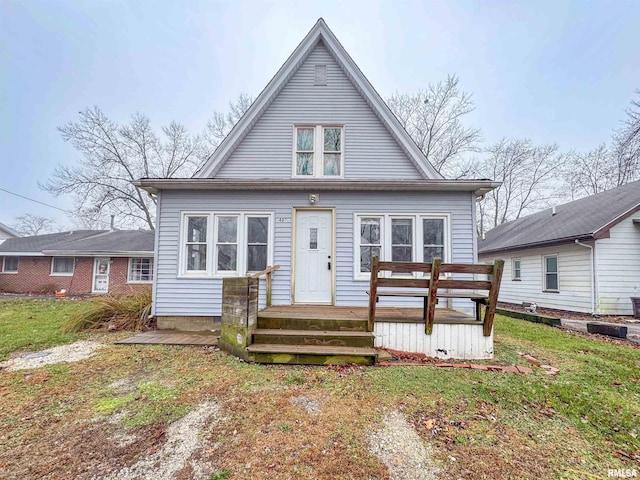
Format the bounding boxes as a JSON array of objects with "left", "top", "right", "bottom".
[
  {"left": 0, "top": 230, "right": 155, "bottom": 295},
  {"left": 135, "top": 19, "right": 499, "bottom": 360},
  {"left": 0, "top": 222, "right": 20, "bottom": 244},
  {"left": 478, "top": 179, "right": 640, "bottom": 316}
]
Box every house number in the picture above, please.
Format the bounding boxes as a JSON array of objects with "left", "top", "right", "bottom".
[{"left": 277, "top": 217, "right": 291, "bottom": 223}]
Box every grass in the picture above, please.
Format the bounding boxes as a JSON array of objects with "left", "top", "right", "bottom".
[
  {"left": 0, "top": 298, "right": 639, "bottom": 479},
  {"left": 0, "top": 298, "right": 85, "bottom": 360}
]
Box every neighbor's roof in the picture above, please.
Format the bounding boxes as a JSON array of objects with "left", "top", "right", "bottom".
[
  {"left": 0, "top": 222, "right": 20, "bottom": 238},
  {"left": 0, "top": 230, "right": 155, "bottom": 256},
  {"left": 193, "top": 18, "right": 442, "bottom": 180},
  {"left": 478, "top": 179, "right": 640, "bottom": 254}
]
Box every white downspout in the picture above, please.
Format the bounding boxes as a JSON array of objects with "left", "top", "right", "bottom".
[{"left": 575, "top": 239, "right": 596, "bottom": 315}]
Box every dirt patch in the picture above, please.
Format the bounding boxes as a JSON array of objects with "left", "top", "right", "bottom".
[
  {"left": 290, "top": 395, "right": 326, "bottom": 414},
  {"left": 103, "top": 401, "right": 220, "bottom": 480},
  {"left": 0, "top": 340, "right": 103, "bottom": 371},
  {"left": 368, "top": 410, "right": 439, "bottom": 480}
]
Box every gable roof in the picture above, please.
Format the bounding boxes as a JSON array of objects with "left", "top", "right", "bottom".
[
  {"left": 194, "top": 18, "right": 442, "bottom": 180},
  {"left": 0, "top": 230, "right": 154, "bottom": 256},
  {"left": 478, "top": 179, "right": 640, "bottom": 254},
  {"left": 0, "top": 222, "right": 20, "bottom": 239}
]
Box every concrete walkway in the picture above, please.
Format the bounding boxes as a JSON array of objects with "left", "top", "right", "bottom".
[{"left": 561, "top": 318, "right": 640, "bottom": 344}]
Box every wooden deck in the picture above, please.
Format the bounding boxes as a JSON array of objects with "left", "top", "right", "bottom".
[
  {"left": 116, "top": 330, "right": 219, "bottom": 346},
  {"left": 260, "top": 305, "right": 480, "bottom": 325}
]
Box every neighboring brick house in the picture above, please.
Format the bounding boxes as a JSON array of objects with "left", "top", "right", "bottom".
[{"left": 0, "top": 230, "right": 155, "bottom": 295}]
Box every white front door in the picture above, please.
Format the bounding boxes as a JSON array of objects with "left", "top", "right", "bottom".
[
  {"left": 294, "top": 210, "right": 333, "bottom": 304},
  {"left": 93, "top": 257, "right": 110, "bottom": 293}
]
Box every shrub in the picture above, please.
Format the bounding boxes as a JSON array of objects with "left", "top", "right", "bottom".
[{"left": 62, "top": 289, "right": 153, "bottom": 332}]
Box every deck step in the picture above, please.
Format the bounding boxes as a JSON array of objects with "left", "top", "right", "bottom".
[
  {"left": 246, "top": 344, "right": 378, "bottom": 365},
  {"left": 256, "top": 314, "right": 368, "bottom": 332},
  {"left": 252, "top": 328, "right": 374, "bottom": 347}
]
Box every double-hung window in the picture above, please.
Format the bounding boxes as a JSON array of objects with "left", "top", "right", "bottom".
[
  {"left": 294, "top": 125, "right": 343, "bottom": 177},
  {"left": 512, "top": 259, "right": 521, "bottom": 281},
  {"left": 51, "top": 257, "right": 74, "bottom": 275},
  {"left": 184, "top": 215, "right": 209, "bottom": 274},
  {"left": 355, "top": 214, "right": 449, "bottom": 279},
  {"left": 129, "top": 258, "right": 154, "bottom": 282},
  {"left": 543, "top": 255, "right": 559, "bottom": 292},
  {"left": 180, "top": 212, "right": 272, "bottom": 276},
  {"left": 1, "top": 257, "right": 18, "bottom": 273}
]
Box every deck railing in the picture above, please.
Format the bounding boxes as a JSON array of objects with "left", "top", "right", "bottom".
[{"left": 249, "top": 265, "right": 281, "bottom": 307}]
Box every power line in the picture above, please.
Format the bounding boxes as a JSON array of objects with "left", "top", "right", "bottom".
[{"left": 0, "top": 186, "right": 112, "bottom": 227}]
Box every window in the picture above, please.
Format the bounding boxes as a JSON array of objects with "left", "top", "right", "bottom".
[
  {"left": 184, "top": 215, "right": 208, "bottom": 273},
  {"left": 1, "top": 257, "right": 18, "bottom": 273},
  {"left": 422, "top": 218, "right": 445, "bottom": 263},
  {"left": 129, "top": 258, "right": 154, "bottom": 283},
  {"left": 51, "top": 257, "right": 74, "bottom": 275},
  {"left": 359, "top": 217, "right": 382, "bottom": 273},
  {"left": 512, "top": 259, "right": 521, "bottom": 281},
  {"left": 355, "top": 214, "right": 449, "bottom": 279},
  {"left": 544, "top": 255, "right": 558, "bottom": 291},
  {"left": 293, "top": 125, "right": 343, "bottom": 177},
  {"left": 391, "top": 218, "right": 413, "bottom": 262},
  {"left": 179, "top": 212, "right": 272, "bottom": 276},
  {"left": 246, "top": 216, "right": 269, "bottom": 272}
]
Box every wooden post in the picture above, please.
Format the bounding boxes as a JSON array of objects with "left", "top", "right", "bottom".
[
  {"left": 426, "top": 258, "right": 441, "bottom": 335},
  {"left": 266, "top": 271, "right": 272, "bottom": 307},
  {"left": 367, "top": 256, "right": 379, "bottom": 332},
  {"left": 483, "top": 259, "right": 504, "bottom": 336}
]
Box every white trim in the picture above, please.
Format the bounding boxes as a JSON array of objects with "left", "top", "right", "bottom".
[
  {"left": 1, "top": 256, "right": 18, "bottom": 274},
  {"left": 353, "top": 213, "right": 451, "bottom": 281},
  {"left": 127, "top": 257, "right": 154, "bottom": 284},
  {"left": 542, "top": 254, "right": 559, "bottom": 292},
  {"left": 214, "top": 214, "right": 240, "bottom": 276},
  {"left": 512, "top": 258, "right": 522, "bottom": 281},
  {"left": 50, "top": 257, "right": 75, "bottom": 276},
  {"left": 195, "top": 19, "right": 441, "bottom": 180},
  {"left": 0, "top": 252, "right": 43, "bottom": 256},
  {"left": 178, "top": 211, "right": 274, "bottom": 278},
  {"left": 292, "top": 125, "right": 344, "bottom": 179}
]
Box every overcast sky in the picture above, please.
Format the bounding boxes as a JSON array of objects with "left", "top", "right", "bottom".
[{"left": 1, "top": 0, "right": 639, "bottom": 229}]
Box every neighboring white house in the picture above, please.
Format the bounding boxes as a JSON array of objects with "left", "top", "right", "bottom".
[
  {"left": 478, "top": 180, "right": 640, "bottom": 316},
  {"left": 135, "top": 19, "right": 500, "bottom": 359},
  {"left": 0, "top": 222, "right": 20, "bottom": 244}
]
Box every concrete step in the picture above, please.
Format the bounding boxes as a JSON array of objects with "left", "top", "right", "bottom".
[
  {"left": 256, "top": 314, "right": 368, "bottom": 332},
  {"left": 246, "top": 343, "right": 378, "bottom": 365},
  {"left": 252, "top": 328, "right": 374, "bottom": 347}
]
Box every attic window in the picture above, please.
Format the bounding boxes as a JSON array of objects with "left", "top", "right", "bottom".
[{"left": 314, "top": 64, "right": 327, "bottom": 86}]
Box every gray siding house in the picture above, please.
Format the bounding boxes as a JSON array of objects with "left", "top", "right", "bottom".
[
  {"left": 479, "top": 180, "right": 640, "bottom": 316},
  {"left": 137, "top": 19, "right": 498, "bottom": 328}
]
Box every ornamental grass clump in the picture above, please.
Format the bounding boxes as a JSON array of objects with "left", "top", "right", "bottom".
[{"left": 62, "top": 289, "right": 153, "bottom": 332}]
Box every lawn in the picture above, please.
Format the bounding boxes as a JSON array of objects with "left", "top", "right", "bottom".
[{"left": 0, "top": 298, "right": 638, "bottom": 479}]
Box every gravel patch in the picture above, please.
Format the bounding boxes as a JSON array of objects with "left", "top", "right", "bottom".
[
  {"left": 103, "top": 401, "right": 220, "bottom": 480},
  {"left": 0, "top": 340, "right": 104, "bottom": 371},
  {"left": 368, "top": 410, "right": 439, "bottom": 480},
  {"left": 290, "top": 395, "right": 325, "bottom": 414}
]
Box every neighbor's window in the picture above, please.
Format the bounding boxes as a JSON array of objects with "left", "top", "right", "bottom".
[
  {"left": 391, "top": 218, "right": 413, "bottom": 262},
  {"left": 513, "top": 259, "right": 521, "bottom": 281},
  {"left": 51, "top": 257, "right": 74, "bottom": 275},
  {"left": 246, "top": 216, "right": 269, "bottom": 272},
  {"left": 215, "top": 216, "right": 238, "bottom": 273},
  {"left": 544, "top": 255, "right": 558, "bottom": 291},
  {"left": 1, "top": 257, "right": 18, "bottom": 273},
  {"left": 294, "top": 125, "right": 343, "bottom": 177},
  {"left": 184, "top": 215, "right": 208, "bottom": 272},
  {"left": 359, "top": 217, "right": 382, "bottom": 273},
  {"left": 129, "top": 258, "right": 154, "bottom": 282},
  {"left": 422, "top": 218, "right": 445, "bottom": 263}
]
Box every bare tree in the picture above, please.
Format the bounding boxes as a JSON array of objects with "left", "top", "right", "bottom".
[
  {"left": 563, "top": 145, "right": 616, "bottom": 198},
  {"left": 42, "top": 107, "right": 208, "bottom": 229},
  {"left": 387, "top": 75, "right": 481, "bottom": 176},
  {"left": 475, "top": 139, "right": 569, "bottom": 236},
  {"left": 611, "top": 89, "right": 640, "bottom": 185},
  {"left": 12, "top": 214, "right": 57, "bottom": 236},
  {"left": 204, "top": 92, "right": 254, "bottom": 152}
]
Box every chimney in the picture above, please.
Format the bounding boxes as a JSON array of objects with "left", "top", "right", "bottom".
[{"left": 110, "top": 215, "right": 115, "bottom": 231}]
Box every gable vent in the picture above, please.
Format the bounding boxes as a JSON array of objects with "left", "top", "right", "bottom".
[{"left": 314, "top": 64, "right": 327, "bottom": 85}]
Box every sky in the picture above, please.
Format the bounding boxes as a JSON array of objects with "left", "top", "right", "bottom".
[{"left": 1, "top": 0, "right": 639, "bottom": 229}]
